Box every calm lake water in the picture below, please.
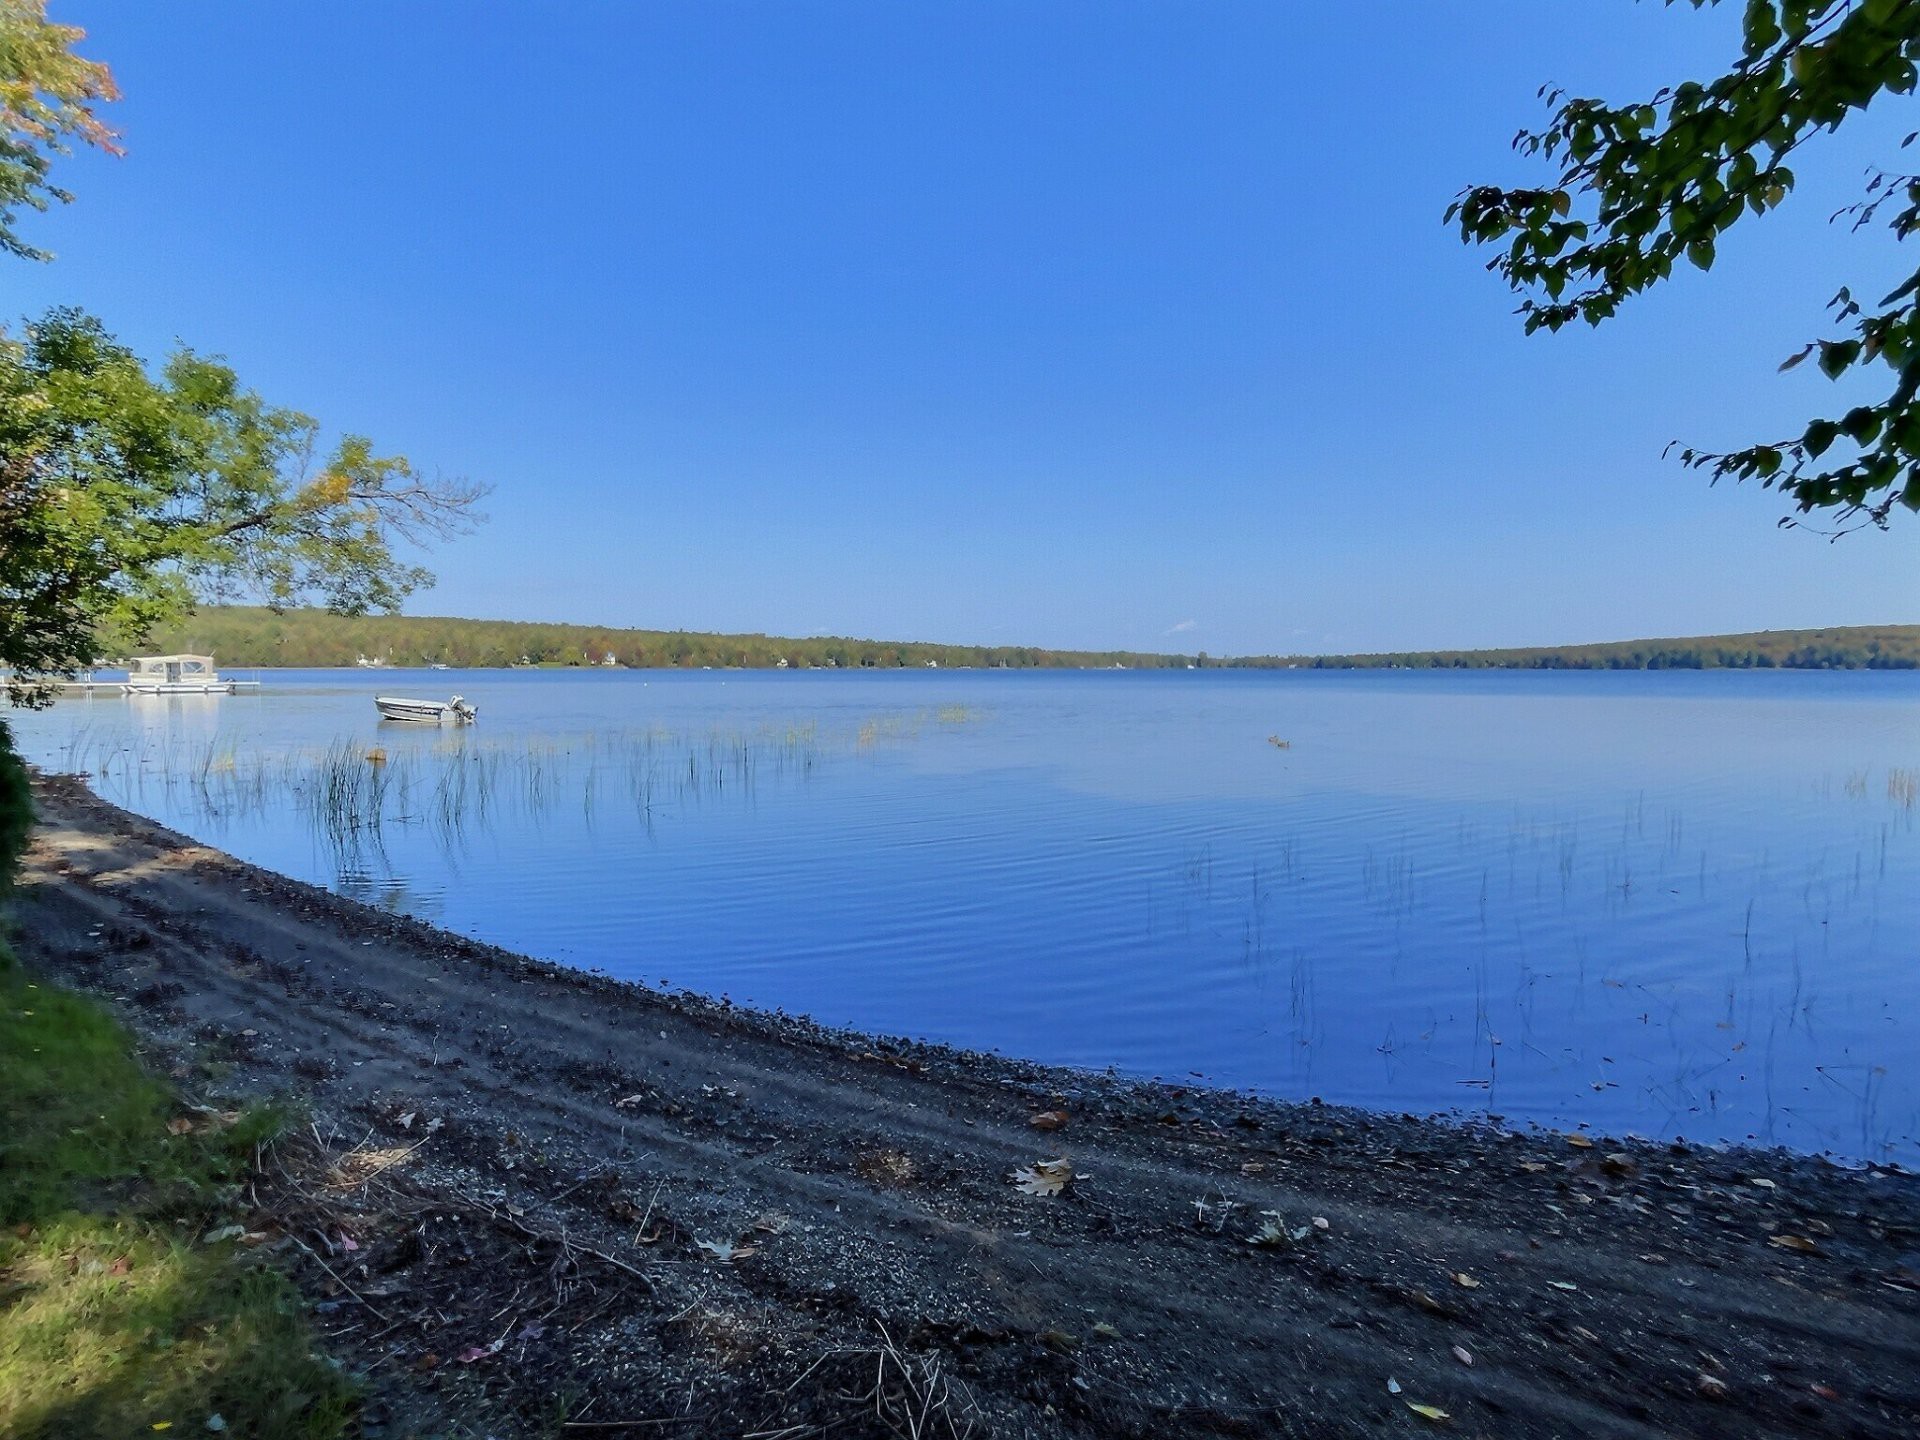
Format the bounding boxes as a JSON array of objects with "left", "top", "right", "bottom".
[{"left": 9, "top": 667, "right": 1918, "bottom": 1164}]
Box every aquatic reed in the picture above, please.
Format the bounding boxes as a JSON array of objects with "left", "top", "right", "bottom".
[{"left": 1890, "top": 767, "right": 1918, "bottom": 809}]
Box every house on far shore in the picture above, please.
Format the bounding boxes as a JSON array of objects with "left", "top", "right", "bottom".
[
  {"left": 775, "top": 657, "right": 790, "bottom": 669},
  {"left": 601, "top": 652, "right": 619, "bottom": 667}
]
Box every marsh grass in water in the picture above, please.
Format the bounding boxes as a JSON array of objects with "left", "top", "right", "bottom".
[
  {"left": 0, "top": 950, "right": 353, "bottom": 1440},
  {"left": 55, "top": 711, "right": 959, "bottom": 868},
  {"left": 48, "top": 710, "right": 934, "bottom": 911},
  {"left": 1891, "top": 766, "right": 1918, "bottom": 809}
]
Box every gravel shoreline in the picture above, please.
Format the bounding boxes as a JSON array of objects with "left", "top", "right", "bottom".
[{"left": 11, "top": 772, "right": 1920, "bottom": 1438}]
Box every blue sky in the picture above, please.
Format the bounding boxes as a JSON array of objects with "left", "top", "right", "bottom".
[{"left": 10, "top": 1, "right": 1917, "bottom": 655}]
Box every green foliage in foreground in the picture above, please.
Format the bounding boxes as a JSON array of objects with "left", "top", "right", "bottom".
[
  {"left": 0, "top": 854, "right": 352, "bottom": 1439},
  {"left": 0, "top": 719, "right": 29, "bottom": 886},
  {"left": 141, "top": 604, "right": 1199, "bottom": 671},
  {"left": 1228, "top": 624, "right": 1920, "bottom": 671}
]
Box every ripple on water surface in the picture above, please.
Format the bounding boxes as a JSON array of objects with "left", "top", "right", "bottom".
[{"left": 11, "top": 666, "right": 1918, "bottom": 1164}]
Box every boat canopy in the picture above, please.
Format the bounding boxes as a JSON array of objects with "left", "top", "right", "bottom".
[{"left": 128, "top": 654, "right": 218, "bottom": 678}]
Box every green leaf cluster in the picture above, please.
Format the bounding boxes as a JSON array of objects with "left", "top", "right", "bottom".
[
  {"left": 1448, "top": 0, "right": 1920, "bottom": 529},
  {"left": 0, "top": 717, "right": 27, "bottom": 884}
]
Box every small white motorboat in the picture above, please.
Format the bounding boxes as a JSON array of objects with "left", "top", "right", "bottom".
[{"left": 375, "top": 694, "right": 477, "bottom": 724}]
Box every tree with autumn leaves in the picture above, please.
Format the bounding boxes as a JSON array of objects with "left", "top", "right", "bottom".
[
  {"left": 0, "top": 1, "right": 484, "bottom": 701},
  {"left": 0, "top": 0, "right": 117, "bottom": 260}
]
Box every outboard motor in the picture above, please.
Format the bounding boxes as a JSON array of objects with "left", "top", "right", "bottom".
[{"left": 450, "top": 695, "right": 478, "bottom": 722}]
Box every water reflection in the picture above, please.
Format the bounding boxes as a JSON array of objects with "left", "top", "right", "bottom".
[{"left": 9, "top": 668, "right": 1917, "bottom": 1163}]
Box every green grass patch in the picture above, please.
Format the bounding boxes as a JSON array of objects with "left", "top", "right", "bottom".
[{"left": 0, "top": 953, "right": 355, "bottom": 1439}]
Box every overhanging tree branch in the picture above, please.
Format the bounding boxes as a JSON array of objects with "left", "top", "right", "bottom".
[{"left": 1449, "top": 0, "right": 1920, "bottom": 530}]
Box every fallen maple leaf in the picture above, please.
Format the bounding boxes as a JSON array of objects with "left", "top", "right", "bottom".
[
  {"left": 1250, "top": 1212, "right": 1310, "bottom": 1247},
  {"left": 1405, "top": 1401, "right": 1450, "bottom": 1421},
  {"left": 1010, "top": 1158, "right": 1076, "bottom": 1197},
  {"left": 1565, "top": 1134, "right": 1593, "bottom": 1149},
  {"left": 1029, "top": 1109, "right": 1069, "bottom": 1131},
  {"left": 695, "top": 1238, "right": 758, "bottom": 1262},
  {"left": 166, "top": 1117, "right": 194, "bottom": 1136}
]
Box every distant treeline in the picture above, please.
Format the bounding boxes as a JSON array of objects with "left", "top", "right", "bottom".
[
  {"left": 130, "top": 610, "right": 1920, "bottom": 673},
  {"left": 1225, "top": 626, "right": 1920, "bottom": 671},
  {"left": 136, "top": 608, "right": 1194, "bottom": 671}
]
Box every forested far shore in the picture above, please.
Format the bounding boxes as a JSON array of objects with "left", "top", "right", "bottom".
[
  {"left": 134, "top": 607, "right": 1192, "bottom": 671},
  {"left": 119, "top": 609, "right": 1920, "bottom": 673},
  {"left": 1231, "top": 625, "right": 1920, "bottom": 670}
]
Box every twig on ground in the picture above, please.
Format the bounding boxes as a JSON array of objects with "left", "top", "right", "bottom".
[
  {"left": 284, "top": 1231, "right": 393, "bottom": 1324},
  {"left": 481, "top": 1201, "right": 659, "bottom": 1291}
]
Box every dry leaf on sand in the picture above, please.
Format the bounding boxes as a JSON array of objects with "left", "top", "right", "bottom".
[{"left": 1010, "top": 1158, "right": 1076, "bottom": 1197}]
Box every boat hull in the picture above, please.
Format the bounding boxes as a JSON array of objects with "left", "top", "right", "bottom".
[
  {"left": 125, "top": 681, "right": 236, "bottom": 695},
  {"left": 375, "top": 696, "right": 477, "bottom": 723}
]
